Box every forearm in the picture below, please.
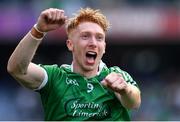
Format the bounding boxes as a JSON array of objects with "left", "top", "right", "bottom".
[
  {"left": 7, "top": 27, "right": 43, "bottom": 75},
  {"left": 115, "top": 84, "right": 141, "bottom": 109}
]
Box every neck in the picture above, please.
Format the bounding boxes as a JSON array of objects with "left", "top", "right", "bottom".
[
  {"left": 72, "top": 63, "right": 98, "bottom": 78},
  {"left": 71, "top": 61, "right": 104, "bottom": 78}
]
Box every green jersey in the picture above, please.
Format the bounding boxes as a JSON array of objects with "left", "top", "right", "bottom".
[{"left": 38, "top": 61, "right": 138, "bottom": 121}]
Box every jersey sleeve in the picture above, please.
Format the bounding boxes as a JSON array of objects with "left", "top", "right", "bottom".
[
  {"left": 38, "top": 64, "right": 61, "bottom": 92},
  {"left": 109, "top": 66, "right": 139, "bottom": 88}
]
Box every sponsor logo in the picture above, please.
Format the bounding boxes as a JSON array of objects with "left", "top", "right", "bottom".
[
  {"left": 65, "top": 98, "right": 110, "bottom": 119},
  {"left": 66, "top": 78, "right": 79, "bottom": 86}
]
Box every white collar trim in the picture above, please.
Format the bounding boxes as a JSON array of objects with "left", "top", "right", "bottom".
[{"left": 70, "top": 60, "right": 105, "bottom": 75}]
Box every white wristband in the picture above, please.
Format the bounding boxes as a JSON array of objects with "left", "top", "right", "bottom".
[
  {"left": 30, "top": 32, "right": 43, "bottom": 41},
  {"left": 34, "top": 24, "right": 47, "bottom": 36}
]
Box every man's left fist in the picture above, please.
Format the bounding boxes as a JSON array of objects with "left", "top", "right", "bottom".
[{"left": 101, "top": 72, "right": 129, "bottom": 94}]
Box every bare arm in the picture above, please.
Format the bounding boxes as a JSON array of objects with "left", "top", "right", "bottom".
[
  {"left": 114, "top": 83, "right": 141, "bottom": 109},
  {"left": 101, "top": 72, "right": 141, "bottom": 109},
  {"left": 7, "top": 8, "right": 67, "bottom": 89}
]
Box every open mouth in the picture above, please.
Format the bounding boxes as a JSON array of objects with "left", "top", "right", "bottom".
[
  {"left": 86, "top": 51, "right": 97, "bottom": 59},
  {"left": 85, "top": 51, "right": 97, "bottom": 64}
]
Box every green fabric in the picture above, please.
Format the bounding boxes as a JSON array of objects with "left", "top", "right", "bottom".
[{"left": 39, "top": 63, "right": 138, "bottom": 121}]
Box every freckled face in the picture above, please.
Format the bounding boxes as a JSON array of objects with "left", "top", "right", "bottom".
[{"left": 67, "top": 22, "right": 106, "bottom": 72}]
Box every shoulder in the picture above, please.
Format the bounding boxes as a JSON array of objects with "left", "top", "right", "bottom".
[
  {"left": 38, "top": 64, "right": 71, "bottom": 91},
  {"left": 109, "top": 66, "right": 128, "bottom": 76},
  {"left": 109, "top": 66, "right": 134, "bottom": 82},
  {"left": 40, "top": 64, "right": 59, "bottom": 69},
  {"left": 100, "top": 63, "right": 127, "bottom": 75},
  {"left": 39, "top": 64, "right": 71, "bottom": 72},
  {"left": 38, "top": 64, "right": 72, "bottom": 80}
]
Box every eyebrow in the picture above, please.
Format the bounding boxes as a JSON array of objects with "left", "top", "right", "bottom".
[{"left": 80, "top": 31, "right": 104, "bottom": 36}]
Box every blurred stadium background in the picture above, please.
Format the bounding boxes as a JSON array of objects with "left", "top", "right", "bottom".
[{"left": 0, "top": 0, "right": 180, "bottom": 120}]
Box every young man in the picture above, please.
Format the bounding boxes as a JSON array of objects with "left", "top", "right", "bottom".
[{"left": 7, "top": 8, "right": 141, "bottom": 121}]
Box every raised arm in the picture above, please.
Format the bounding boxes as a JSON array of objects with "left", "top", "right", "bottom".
[{"left": 7, "top": 8, "right": 67, "bottom": 89}]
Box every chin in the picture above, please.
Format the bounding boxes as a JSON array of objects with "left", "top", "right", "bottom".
[{"left": 83, "top": 65, "right": 96, "bottom": 71}]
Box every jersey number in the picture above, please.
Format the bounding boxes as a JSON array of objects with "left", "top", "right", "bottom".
[{"left": 87, "top": 83, "right": 94, "bottom": 93}]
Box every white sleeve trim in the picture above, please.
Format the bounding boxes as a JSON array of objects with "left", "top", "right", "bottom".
[
  {"left": 35, "top": 67, "right": 48, "bottom": 90},
  {"left": 97, "top": 60, "right": 105, "bottom": 75}
]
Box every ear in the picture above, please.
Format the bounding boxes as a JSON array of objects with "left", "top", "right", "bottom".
[{"left": 66, "top": 39, "right": 73, "bottom": 51}]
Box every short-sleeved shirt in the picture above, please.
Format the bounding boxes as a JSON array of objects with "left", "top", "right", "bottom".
[{"left": 38, "top": 61, "right": 138, "bottom": 121}]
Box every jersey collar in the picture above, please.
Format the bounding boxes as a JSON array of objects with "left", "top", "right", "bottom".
[{"left": 70, "top": 60, "right": 105, "bottom": 75}]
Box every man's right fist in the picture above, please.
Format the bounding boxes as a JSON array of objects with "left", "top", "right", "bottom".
[{"left": 36, "top": 8, "right": 67, "bottom": 32}]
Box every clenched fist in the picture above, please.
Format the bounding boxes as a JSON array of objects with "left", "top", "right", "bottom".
[
  {"left": 101, "top": 72, "right": 129, "bottom": 94},
  {"left": 36, "top": 8, "right": 67, "bottom": 32}
]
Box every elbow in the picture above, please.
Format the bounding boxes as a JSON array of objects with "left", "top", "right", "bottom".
[
  {"left": 7, "top": 61, "right": 26, "bottom": 76},
  {"left": 7, "top": 65, "right": 18, "bottom": 78},
  {"left": 7, "top": 61, "right": 15, "bottom": 75},
  {"left": 7, "top": 60, "right": 17, "bottom": 76}
]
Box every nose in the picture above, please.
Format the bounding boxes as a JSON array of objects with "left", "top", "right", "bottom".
[{"left": 88, "top": 36, "right": 97, "bottom": 48}]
